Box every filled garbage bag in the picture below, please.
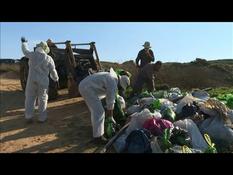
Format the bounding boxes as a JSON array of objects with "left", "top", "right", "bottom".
[
  {"left": 139, "top": 91, "right": 154, "bottom": 98},
  {"left": 170, "top": 87, "right": 182, "bottom": 94},
  {"left": 169, "top": 126, "right": 192, "bottom": 147},
  {"left": 126, "top": 105, "right": 141, "bottom": 116},
  {"left": 167, "top": 87, "right": 183, "bottom": 101},
  {"left": 152, "top": 90, "right": 168, "bottom": 98},
  {"left": 174, "top": 119, "right": 208, "bottom": 151},
  {"left": 197, "top": 115, "right": 233, "bottom": 147},
  {"left": 115, "top": 68, "right": 132, "bottom": 77},
  {"left": 117, "top": 95, "right": 126, "bottom": 109},
  {"left": 143, "top": 118, "right": 173, "bottom": 136},
  {"left": 138, "top": 97, "right": 155, "bottom": 107},
  {"left": 150, "top": 137, "right": 163, "bottom": 153},
  {"left": 125, "top": 128, "right": 152, "bottom": 153},
  {"left": 199, "top": 98, "right": 232, "bottom": 126},
  {"left": 160, "top": 99, "right": 175, "bottom": 112},
  {"left": 168, "top": 93, "right": 183, "bottom": 102},
  {"left": 148, "top": 99, "right": 162, "bottom": 112},
  {"left": 113, "top": 133, "right": 128, "bottom": 153},
  {"left": 179, "top": 103, "right": 198, "bottom": 119},
  {"left": 162, "top": 107, "right": 176, "bottom": 122},
  {"left": 192, "top": 90, "right": 210, "bottom": 101},
  {"left": 102, "top": 95, "right": 126, "bottom": 125},
  {"left": 176, "top": 94, "right": 201, "bottom": 114},
  {"left": 151, "top": 110, "right": 162, "bottom": 119},
  {"left": 114, "top": 95, "right": 126, "bottom": 125},
  {"left": 157, "top": 128, "right": 173, "bottom": 151},
  {"left": 126, "top": 108, "right": 153, "bottom": 134},
  {"left": 104, "top": 117, "right": 117, "bottom": 139}
]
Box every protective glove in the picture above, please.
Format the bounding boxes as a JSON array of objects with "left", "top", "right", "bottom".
[
  {"left": 21, "top": 37, "right": 27, "bottom": 43},
  {"left": 107, "top": 116, "right": 116, "bottom": 125},
  {"left": 104, "top": 117, "right": 116, "bottom": 138}
]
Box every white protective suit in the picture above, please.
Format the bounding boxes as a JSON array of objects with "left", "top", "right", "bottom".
[
  {"left": 79, "top": 72, "right": 118, "bottom": 137},
  {"left": 22, "top": 42, "right": 59, "bottom": 121}
]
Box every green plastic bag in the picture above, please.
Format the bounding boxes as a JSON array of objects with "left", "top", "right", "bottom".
[
  {"left": 159, "top": 128, "right": 172, "bottom": 151},
  {"left": 101, "top": 94, "right": 126, "bottom": 126},
  {"left": 162, "top": 107, "right": 176, "bottom": 122},
  {"left": 148, "top": 99, "right": 161, "bottom": 112},
  {"left": 115, "top": 68, "right": 132, "bottom": 77},
  {"left": 152, "top": 90, "right": 168, "bottom": 98},
  {"left": 104, "top": 118, "right": 116, "bottom": 139},
  {"left": 139, "top": 91, "right": 152, "bottom": 98},
  {"left": 125, "top": 86, "right": 133, "bottom": 99},
  {"left": 113, "top": 95, "right": 126, "bottom": 126}
]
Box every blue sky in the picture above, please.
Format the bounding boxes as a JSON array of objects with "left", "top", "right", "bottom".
[{"left": 0, "top": 22, "right": 232, "bottom": 63}]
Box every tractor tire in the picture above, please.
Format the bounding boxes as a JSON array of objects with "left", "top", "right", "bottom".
[
  {"left": 19, "top": 57, "right": 58, "bottom": 100},
  {"left": 48, "top": 77, "right": 58, "bottom": 100},
  {"left": 19, "top": 57, "right": 29, "bottom": 91}
]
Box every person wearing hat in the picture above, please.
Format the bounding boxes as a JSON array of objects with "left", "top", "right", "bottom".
[
  {"left": 21, "top": 37, "right": 59, "bottom": 123},
  {"left": 78, "top": 68, "right": 130, "bottom": 144},
  {"left": 135, "top": 41, "right": 155, "bottom": 68}
]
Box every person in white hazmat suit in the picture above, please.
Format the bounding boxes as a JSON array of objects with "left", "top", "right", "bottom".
[
  {"left": 79, "top": 68, "right": 130, "bottom": 144},
  {"left": 21, "top": 37, "right": 59, "bottom": 123}
]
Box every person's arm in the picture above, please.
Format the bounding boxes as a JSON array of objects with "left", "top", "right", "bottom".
[
  {"left": 105, "top": 76, "right": 118, "bottom": 114},
  {"left": 21, "top": 42, "right": 35, "bottom": 59},
  {"left": 135, "top": 51, "right": 141, "bottom": 67},
  {"left": 48, "top": 56, "right": 59, "bottom": 82},
  {"left": 106, "top": 109, "right": 113, "bottom": 118},
  {"left": 149, "top": 50, "right": 155, "bottom": 62}
]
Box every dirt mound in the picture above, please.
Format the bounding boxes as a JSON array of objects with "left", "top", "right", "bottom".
[
  {"left": 101, "top": 59, "right": 233, "bottom": 89},
  {"left": 101, "top": 60, "right": 139, "bottom": 83}
]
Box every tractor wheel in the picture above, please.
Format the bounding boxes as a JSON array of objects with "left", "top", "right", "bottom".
[
  {"left": 48, "top": 78, "right": 58, "bottom": 100},
  {"left": 19, "top": 57, "right": 58, "bottom": 100},
  {"left": 19, "top": 57, "right": 29, "bottom": 91}
]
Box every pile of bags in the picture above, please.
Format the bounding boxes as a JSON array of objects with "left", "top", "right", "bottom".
[{"left": 112, "top": 88, "right": 233, "bottom": 153}]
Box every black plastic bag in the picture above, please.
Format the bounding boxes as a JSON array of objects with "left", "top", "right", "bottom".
[
  {"left": 179, "top": 102, "right": 198, "bottom": 119},
  {"left": 125, "top": 129, "right": 152, "bottom": 153}
]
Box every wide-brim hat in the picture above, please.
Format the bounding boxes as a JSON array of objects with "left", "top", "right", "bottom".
[{"left": 142, "top": 41, "right": 151, "bottom": 48}]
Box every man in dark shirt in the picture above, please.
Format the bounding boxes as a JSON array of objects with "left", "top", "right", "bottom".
[
  {"left": 135, "top": 41, "right": 155, "bottom": 68},
  {"left": 132, "top": 61, "right": 162, "bottom": 94}
]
